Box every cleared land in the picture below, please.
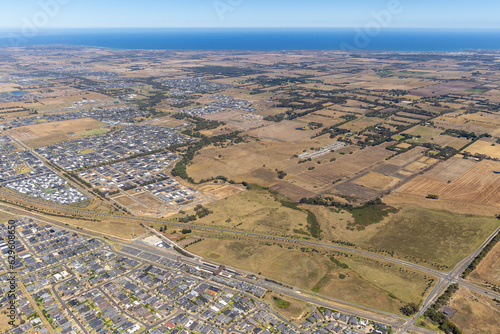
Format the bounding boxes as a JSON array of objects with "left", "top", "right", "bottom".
[
  {"left": 8, "top": 117, "right": 108, "bottom": 148},
  {"left": 0, "top": 209, "right": 16, "bottom": 223},
  {"left": 403, "top": 125, "right": 470, "bottom": 149},
  {"left": 445, "top": 287, "right": 500, "bottom": 334},
  {"left": 171, "top": 187, "right": 310, "bottom": 237},
  {"left": 364, "top": 206, "right": 500, "bottom": 269},
  {"left": 263, "top": 293, "right": 307, "bottom": 321},
  {"left": 464, "top": 138, "right": 500, "bottom": 159},
  {"left": 410, "top": 81, "right": 477, "bottom": 97},
  {"left": 467, "top": 238, "right": 500, "bottom": 287},
  {"left": 396, "top": 157, "right": 500, "bottom": 208},
  {"left": 188, "top": 236, "right": 436, "bottom": 314}
]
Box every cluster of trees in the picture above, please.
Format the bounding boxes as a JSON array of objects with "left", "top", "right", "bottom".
[
  {"left": 264, "top": 94, "right": 347, "bottom": 123},
  {"left": 329, "top": 257, "right": 349, "bottom": 269},
  {"left": 311, "top": 120, "right": 353, "bottom": 139},
  {"left": 422, "top": 143, "right": 458, "bottom": 160},
  {"left": 136, "top": 91, "right": 167, "bottom": 112},
  {"left": 172, "top": 113, "right": 224, "bottom": 131},
  {"left": 307, "top": 122, "right": 323, "bottom": 130},
  {"left": 276, "top": 170, "right": 287, "bottom": 179},
  {"left": 400, "top": 302, "right": 419, "bottom": 316},
  {"left": 264, "top": 108, "right": 317, "bottom": 122},
  {"left": 171, "top": 131, "right": 242, "bottom": 182},
  {"left": 424, "top": 284, "right": 462, "bottom": 334},
  {"left": 64, "top": 172, "right": 92, "bottom": 188},
  {"left": 182, "top": 215, "right": 198, "bottom": 222},
  {"left": 442, "top": 129, "right": 479, "bottom": 139},
  {"left": 173, "top": 246, "right": 194, "bottom": 258},
  {"left": 184, "top": 238, "right": 202, "bottom": 248},
  {"left": 194, "top": 204, "right": 213, "bottom": 218}
]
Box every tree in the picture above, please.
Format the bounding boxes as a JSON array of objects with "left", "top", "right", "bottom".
[{"left": 400, "top": 302, "right": 419, "bottom": 316}]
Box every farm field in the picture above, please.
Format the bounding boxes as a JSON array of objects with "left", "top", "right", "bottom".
[
  {"left": 7, "top": 117, "right": 109, "bottom": 148},
  {"left": 186, "top": 127, "right": 344, "bottom": 189},
  {"left": 463, "top": 137, "right": 500, "bottom": 159},
  {"left": 403, "top": 125, "right": 470, "bottom": 149},
  {"left": 384, "top": 192, "right": 500, "bottom": 217},
  {"left": 364, "top": 206, "right": 500, "bottom": 269},
  {"left": 433, "top": 114, "right": 500, "bottom": 137},
  {"left": 352, "top": 172, "right": 400, "bottom": 191},
  {"left": 187, "top": 236, "right": 436, "bottom": 314},
  {"left": 298, "top": 204, "right": 500, "bottom": 270},
  {"left": 410, "top": 81, "right": 477, "bottom": 97},
  {"left": 273, "top": 143, "right": 393, "bottom": 201},
  {"left": 395, "top": 157, "right": 500, "bottom": 208},
  {"left": 467, "top": 239, "right": 500, "bottom": 287},
  {"left": 3, "top": 47, "right": 500, "bottom": 328}
]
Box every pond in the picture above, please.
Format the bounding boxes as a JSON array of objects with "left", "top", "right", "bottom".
[{"left": 11, "top": 91, "right": 27, "bottom": 96}]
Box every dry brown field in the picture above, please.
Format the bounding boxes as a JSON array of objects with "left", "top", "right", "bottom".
[
  {"left": 403, "top": 125, "right": 470, "bottom": 149},
  {"left": 7, "top": 117, "right": 107, "bottom": 147},
  {"left": 353, "top": 172, "right": 400, "bottom": 191},
  {"left": 446, "top": 287, "right": 500, "bottom": 334},
  {"left": 464, "top": 138, "right": 500, "bottom": 159},
  {"left": 337, "top": 117, "right": 382, "bottom": 132},
  {"left": 187, "top": 236, "right": 435, "bottom": 314},
  {"left": 467, "top": 240, "right": 500, "bottom": 287},
  {"left": 395, "top": 157, "right": 500, "bottom": 208},
  {"left": 411, "top": 81, "right": 477, "bottom": 97}
]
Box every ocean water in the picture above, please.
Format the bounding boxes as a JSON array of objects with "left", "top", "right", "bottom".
[{"left": 0, "top": 28, "right": 499, "bottom": 51}]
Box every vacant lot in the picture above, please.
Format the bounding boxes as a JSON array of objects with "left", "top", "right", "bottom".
[
  {"left": 446, "top": 287, "right": 500, "bottom": 334},
  {"left": 9, "top": 117, "right": 108, "bottom": 148},
  {"left": 0, "top": 307, "right": 16, "bottom": 332},
  {"left": 188, "top": 236, "right": 435, "bottom": 314},
  {"left": 275, "top": 143, "right": 392, "bottom": 200},
  {"left": 365, "top": 206, "right": 500, "bottom": 269},
  {"left": 0, "top": 209, "right": 16, "bottom": 223},
  {"left": 263, "top": 293, "right": 307, "bottom": 321},
  {"left": 187, "top": 132, "right": 344, "bottom": 189},
  {"left": 467, "top": 238, "right": 500, "bottom": 287},
  {"left": 176, "top": 187, "right": 310, "bottom": 237},
  {"left": 396, "top": 157, "right": 500, "bottom": 208}
]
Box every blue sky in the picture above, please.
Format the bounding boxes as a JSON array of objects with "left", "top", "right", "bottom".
[{"left": 0, "top": 0, "right": 499, "bottom": 29}]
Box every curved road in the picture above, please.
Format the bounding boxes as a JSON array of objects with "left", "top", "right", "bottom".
[{"left": 3, "top": 193, "right": 500, "bottom": 333}]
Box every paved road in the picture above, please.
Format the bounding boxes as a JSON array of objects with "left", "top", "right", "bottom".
[
  {"left": 51, "top": 281, "right": 89, "bottom": 334},
  {"left": 0, "top": 191, "right": 450, "bottom": 277},
  {"left": 3, "top": 199, "right": 500, "bottom": 333},
  {"left": 396, "top": 224, "right": 500, "bottom": 333}
]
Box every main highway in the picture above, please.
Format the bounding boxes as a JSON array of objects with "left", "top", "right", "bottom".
[{"left": 1, "top": 192, "right": 500, "bottom": 333}]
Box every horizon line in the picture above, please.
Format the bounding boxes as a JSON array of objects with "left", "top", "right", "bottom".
[{"left": 1, "top": 27, "right": 500, "bottom": 30}]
